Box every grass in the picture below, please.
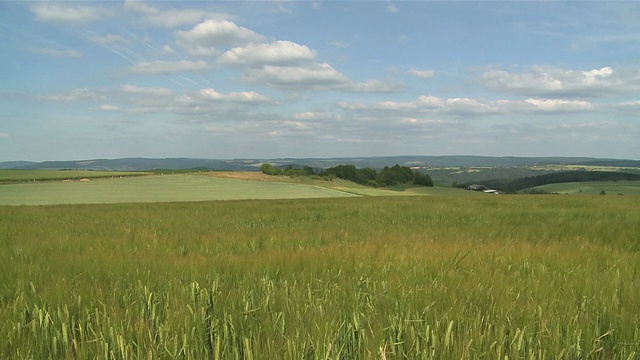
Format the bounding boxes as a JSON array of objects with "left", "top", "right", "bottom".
[
  {"left": 1, "top": 195, "right": 639, "bottom": 358},
  {"left": 531, "top": 181, "right": 640, "bottom": 195},
  {"left": 0, "top": 174, "right": 358, "bottom": 205},
  {"left": 0, "top": 169, "right": 148, "bottom": 183},
  {"left": 0, "top": 172, "right": 477, "bottom": 206}
]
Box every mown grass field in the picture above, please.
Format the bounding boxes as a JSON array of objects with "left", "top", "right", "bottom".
[
  {"left": 532, "top": 181, "right": 640, "bottom": 195},
  {"left": 0, "top": 170, "right": 148, "bottom": 183},
  {"left": 1, "top": 194, "right": 639, "bottom": 359},
  {"left": 0, "top": 172, "right": 478, "bottom": 206},
  {"left": 0, "top": 174, "right": 361, "bottom": 206}
]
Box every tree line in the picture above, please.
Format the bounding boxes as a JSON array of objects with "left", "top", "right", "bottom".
[
  {"left": 461, "top": 170, "right": 640, "bottom": 193},
  {"left": 260, "top": 163, "right": 433, "bottom": 187}
]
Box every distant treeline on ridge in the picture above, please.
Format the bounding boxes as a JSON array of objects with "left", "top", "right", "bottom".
[
  {"left": 261, "top": 163, "right": 433, "bottom": 187},
  {"left": 463, "top": 170, "right": 640, "bottom": 193}
]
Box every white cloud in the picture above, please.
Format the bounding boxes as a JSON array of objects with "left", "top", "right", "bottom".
[
  {"left": 480, "top": 65, "right": 640, "bottom": 98},
  {"left": 196, "top": 88, "right": 271, "bottom": 103},
  {"left": 30, "top": 47, "right": 82, "bottom": 59},
  {"left": 293, "top": 111, "right": 333, "bottom": 120},
  {"left": 329, "top": 41, "right": 349, "bottom": 48},
  {"left": 417, "top": 95, "right": 445, "bottom": 108},
  {"left": 386, "top": 2, "right": 399, "bottom": 14},
  {"left": 338, "top": 94, "right": 593, "bottom": 119},
  {"left": 162, "top": 45, "right": 176, "bottom": 55},
  {"left": 525, "top": 98, "right": 592, "bottom": 111},
  {"left": 126, "top": 60, "right": 211, "bottom": 75},
  {"left": 122, "top": 84, "right": 173, "bottom": 96},
  {"left": 31, "top": 3, "right": 109, "bottom": 24},
  {"left": 41, "top": 89, "right": 105, "bottom": 102},
  {"left": 99, "top": 104, "right": 121, "bottom": 111},
  {"left": 244, "top": 62, "right": 350, "bottom": 89},
  {"left": 347, "top": 79, "right": 404, "bottom": 93},
  {"left": 124, "top": 1, "right": 223, "bottom": 28},
  {"left": 409, "top": 69, "right": 435, "bottom": 79},
  {"left": 175, "top": 19, "right": 264, "bottom": 56},
  {"left": 0, "top": 133, "right": 9, "bottom": 138},
  {"left": 218, "top": 41, "right": 317, "bottom": 66}
]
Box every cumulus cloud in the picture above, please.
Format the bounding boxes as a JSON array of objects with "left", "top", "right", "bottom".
[
  {"left": 99, "top": 104, "right": 121, "bottom": 111},
  {"left": 216, "top": 38, "right": 397, "bottom": 93},
  {"left": 218, "top": 41, "right": 317, "bottom": 66},
  {"left": 409, "top": 69, "right": 435, "bottom": 79},
  {"left": 293, "top": 111, "right": 334, "bottom": 120},
  {"left": 126, "top": 60, "right": 211, "bottom": 75},
  {"left": 30, "top": 47, "right": 82, "bottom": 59},
  {"left": 196, "top": 88, "right": 271, "bottom": 103},
  {"left": 524, "top": 98, "right": 593, "bottom": 112},
  {"left": 124, "top": 1, "right": 224, "bottom": 27},
  {"left": 338, "top": 94, "right": 593, "bottom": 119},
  {"left": 480, "top": 65, "right": 640, "bottom": 98},
  {"left": 31, "top": 3, "right": 109, "bottom": 24},
  {"left": 244, "top": 62, "right": 350, "bottom": 89},
  {"left": 175, "top": 19, "right": 264, "bottom": 56},
  {"left": 113, "top": 84, "right": 272, "bottom": 116},
  {"left": 347, "top": 79, "right": 404, "bottom": 93},
  {"left": 122, "top": 84, "right": 173, "bottom": 96}
]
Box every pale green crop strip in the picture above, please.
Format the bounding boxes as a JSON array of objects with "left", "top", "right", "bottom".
[
  {"left": 0, "top": 195, "right": 639, "bottom": 358},
  {"left": 0, "top": 174, "right": 357, "bottom": 205}
]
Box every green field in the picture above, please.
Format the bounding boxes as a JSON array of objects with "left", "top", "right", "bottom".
[
  {"left": 1, "top": 194, "right": 639, "bottom": 358},
  {"left": 0, "top": 172, "right": 480, "bottom": 206},
  {"left": 532, "top": 181, "right": 640, "bottom": 195},
  {"left": 0, "top": 174, "right": 362, "bottom": 206},
  {"left": 0, "top": 169, "right": 149, "bottom": 183}
]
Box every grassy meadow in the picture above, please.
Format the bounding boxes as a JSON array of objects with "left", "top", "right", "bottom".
[
  {"left": 0, "top": 174, "right": 359, "bottom": 206},
  {"left": 1, "top": 195, "right": 639, "bottom": 358},
  {"left": 0, "top": 170, "right": 148, "bottom": 184},
  {"left": 532, "top": 181, "right": 640, "bottom": 195}
]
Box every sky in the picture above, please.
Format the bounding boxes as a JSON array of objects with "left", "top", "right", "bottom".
[{"left": 1, "top": 1, "right": 639, "bottom": 162}]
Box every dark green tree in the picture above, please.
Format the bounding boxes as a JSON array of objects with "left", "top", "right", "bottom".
[{"left": 260, "top": 163, "right": 282, "bottom": 175}]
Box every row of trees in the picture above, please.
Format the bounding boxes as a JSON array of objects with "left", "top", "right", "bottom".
[
  {"left": 460, "top": 170, "right": 640, "bottom": 193},
  {"left": 260, "top": 163, "right": 433, "bottom": 187}
]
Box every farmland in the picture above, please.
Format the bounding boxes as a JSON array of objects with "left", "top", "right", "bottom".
[
  {"left": 531, "top": 180, "right": 640, "bottom": 195},
  {"left": 0, "top": 172, "right": 477, "bottom": 206},
  {"left": 0, "top": 170, "right": 149, "bottom": 184},
  {"left": 0, "top": 173, "right": 360, "bottom": 206},
  {"left": 1, "top": 191, "right": 639, "bottom": 358}
]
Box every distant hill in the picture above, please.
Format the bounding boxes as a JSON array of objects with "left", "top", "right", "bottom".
[
  {"left": 0, "top": 161, "right": 35, "bottom": 169},
  {"left": 1, "top": 156, "right": 637, "bottom": 171},
  {"left": 574, "top": 159, "right": 640, "bottom": 167},
  {"left": 247, "top": 156, "right": 623, "bottom": 169},
  {"left": 1, "top": 158, "right": 254, "bottom": 171}
]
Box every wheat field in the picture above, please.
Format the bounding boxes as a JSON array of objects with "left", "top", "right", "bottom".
[{"left": 1, "top": 195, "right": 638, "bottom": 358}]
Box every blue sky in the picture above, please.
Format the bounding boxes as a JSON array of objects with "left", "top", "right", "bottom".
[{"left": 1, "top": 1, "right": 639, "bottom": 161}]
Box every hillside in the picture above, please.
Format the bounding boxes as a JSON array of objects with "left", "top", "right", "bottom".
[
  {"left": 2, "top": 155, "right": 636, "bottom": 171},
  {"left": 465, "top": 170, "right": 640, "bottom": 193}
]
